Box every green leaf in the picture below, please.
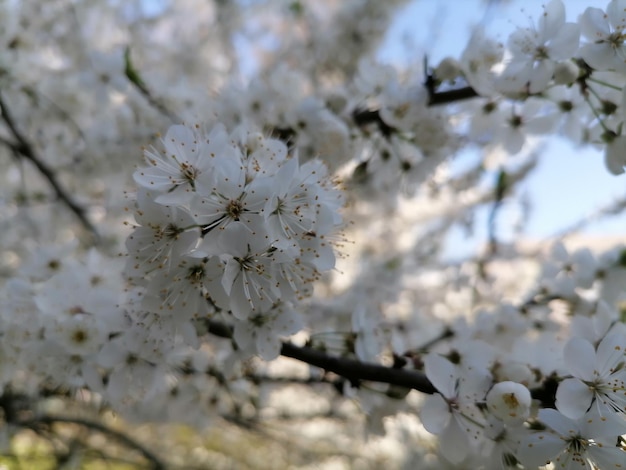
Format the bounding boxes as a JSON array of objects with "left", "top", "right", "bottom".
[
  {"left": 124, "top": 46, "right": 147, "bottom": 91},
  {"left": 288, "top": 1, "right": 303, "bottom": 15},
  {"left": 495, "top": 169, "right": 508, "bottom": 201}
]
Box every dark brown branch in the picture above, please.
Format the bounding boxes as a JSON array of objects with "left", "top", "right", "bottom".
[
  {"left": 124, "top": 47, "right": 179, "bottom": 123},
  {"left": 205, "top": 318, "right": 561, "bottom": 408},
  {"left": 351, "top": 108, "right": 396, "bottom": 137},
  {"left": 205, "top": 319, "right": 436, "bottom": 394},
  {"left": 427, "top": 86, "right": 480, "bottom": 106},
  {"left": 0, "top": 93, "right": 99, "bottom": 239},
  {"left": 351, "top": 83, "right": 479, "bottom": 137}
]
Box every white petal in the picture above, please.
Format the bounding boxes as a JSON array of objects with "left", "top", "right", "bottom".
[
  {"left": 563, "top": 337, "right": 596, "bottom": 381},
  {"left": 605, "top": 136, "right": 626, "bottom": 175},
  {"left": 587, "top": 444, "right": 626, "bottom": 470},
  {"left": 555, "top": 378, "right": 593, "bottom": 418},
  {"left": 607, "top": 0, "right": 626, "bottom": 30},
  {"left": 528, "top": 61, "right": 555, "bottom": 94},
  {"left": 424, "top": 354, "right": 457, "bottom": 398},
  {"left": 539, "top": 0, "right": 565, "bottom": 41},
  {"left": 595, "top": 332, "right": 626, "bottom": 377},
  {"left": 538, "top": 408, "right": 579, "bottom": 436},
  {"left": 256, "top": 329, "right": 281, "bottom": 361},
  {"left": 548, "top": 24, "right": 580, "bottom": 59},
  {"left": 221, "top": 258, "right": 239, "bottom": 295},
  {"left": 438, "top": 419, "right": 470, "bottom": 464},
  {"left": 517, "top": 432, "right": 564, "bottom": 468},
  {"left": 580, "top": 7, "right": 611, "bottom": 40},
  {"left": 582, "top": 407, "right": 626, "bottom": 437},
  {"left": 420, "top": 393, "right": 451, "bottom": 434}
]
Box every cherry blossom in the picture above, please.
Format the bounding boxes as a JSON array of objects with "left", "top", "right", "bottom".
[
  {"left": 419, "top": 353, "right": 491, "bottom": 463},
  {"left": 579, "top": 0, "right": 626, "bottom": 73},
  {"left": 556, "top": 332, "right": 626, "bottom": 428},
  {"left": 518, "top": 408, "right": 626, "bottom": 468},
  {"left": 497, "top": 0, "right": 580, "bottom": 94}
]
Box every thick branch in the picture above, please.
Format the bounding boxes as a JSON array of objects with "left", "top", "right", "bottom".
[
  {"left": 0, "top": 93, "right": 98, "bottom": 239},
  {"left": 427, "top": 85, "right": 479, "bottom": 106},
  {"left": 205, "top": 320, "right": 436, "bottom": 394}
]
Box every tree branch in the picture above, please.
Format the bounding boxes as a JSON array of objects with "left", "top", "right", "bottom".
[
  {"left": 427, "top": 85, "right": 480, "bottom": 106},
  {"left": 205, "top": 319, "right": 436, "bottom": 394},
  {"left": 0, "top": 93, "right": 99, "bottom": 240},
  {"left": 351, "top": 82, "right": 479, "bottom": 136},
  {"left": 17, "top": 415, "right": 166, "bottom": 470}
]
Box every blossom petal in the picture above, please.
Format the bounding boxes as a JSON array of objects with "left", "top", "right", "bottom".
[
  {"left": 563, "top": 337, "right": 596, "bottom": 381},
  {"left": 555, "top": 378, "right": 593, "bottom": 418},
  {"left": 424, "top": 354, "right": 457, "bottom": 398},
  {"left": 438, "top": 419, "right": 470, "bottom": 464},
  {"left": 517, "top": 432, "right": 564, "bottom": 468},
  {"left": 420, "top": 393, "right": 451, "bottom": 434},
  {"left": 580, "top": 7, "right": 611, "bottom": 40},
  {"left": 594, "top": 332, "right": 626, "bottom": 377}
]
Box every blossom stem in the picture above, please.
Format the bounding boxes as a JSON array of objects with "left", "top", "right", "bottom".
[
  {"left": 587, "top": 77, "right": 623, "bottom": 91},
  {"left": 582, "top": 89, "right": 609, "bottom": 133}
]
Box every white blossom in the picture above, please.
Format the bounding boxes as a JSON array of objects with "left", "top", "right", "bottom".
[
  {"left": 497, "top": 0, "right": 580, "bottom": 94},
  {"left": 518, "top": 408, "right": 626, "bottom": 468},
  {"left": 556, "top": 332, "right": 626, "bottom": 429},
  {"left": 580, "top": 0, "right": 626, "bottom": 73}
]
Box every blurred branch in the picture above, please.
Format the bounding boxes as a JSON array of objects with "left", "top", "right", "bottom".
[
  {"left": 552, "top": 196, "right": 626, "bottom": 240},
  {"left": 16, "top": 415, "right": 167, "bottom": 470},
  {"left": 351, "top": 82, "right": 479, "bottom": 136},
  {"left": 0, "top": 92, "right": 99, "bottom": 240},
  {"left": 124, "top": 47, "right": 179, "bottom": 122}
]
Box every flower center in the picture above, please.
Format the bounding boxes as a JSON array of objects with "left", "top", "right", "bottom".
[{"left": 227, "top": 199, "right": 244, "bottom": 220}]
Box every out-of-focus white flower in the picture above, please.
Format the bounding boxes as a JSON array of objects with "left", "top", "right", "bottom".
[
  {"left": 570, "top": 301, "right": 620, "bottom": 344},
  {"left": 233, "top": 302, "right": 303, "bottom": 360},
  {"left": 460, "top": 28, "right": 504, "bottom": 96},
  {"left": 497, "top": 0, "right": 579, "bottom": 94},
  {"left": 351, "top": 297, "right": 386, "bottom": 362},
  {"left": 603, "top": 131, "right": 626, "bottom": 174}
]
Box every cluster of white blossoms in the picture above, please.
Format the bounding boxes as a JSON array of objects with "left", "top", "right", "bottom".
[
  {"left": 419, "top": 329, "right": 626, "bottom": 468},
  {"left": 407, "top": 240, "right": 626, "bottom": 468},
  {"left": 126, "top": 123, "right": 344, "bottom": 359}
]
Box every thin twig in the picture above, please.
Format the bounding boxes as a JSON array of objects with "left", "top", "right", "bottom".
[{"left": 0, "top": 92, "right": 99, "bottom": 240}]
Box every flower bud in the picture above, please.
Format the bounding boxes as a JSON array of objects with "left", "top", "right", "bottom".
[
  {"left": 435, "top": 57, "right": 462, "bottom": 82},
  {"left": 486, "top": 381, "right": 531, "bottom": 424}
]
